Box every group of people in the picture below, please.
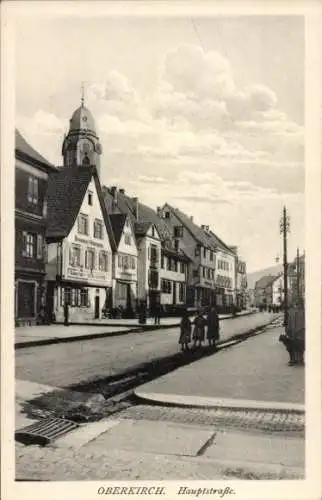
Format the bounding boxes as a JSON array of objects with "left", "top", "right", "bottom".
[{"left": 179, "top": 306, "right": 220, "bottom": 351}]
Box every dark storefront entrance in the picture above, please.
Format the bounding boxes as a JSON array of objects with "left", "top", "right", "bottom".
[{"left": 15, "top": 272, "right": 44, "bottom": 326}]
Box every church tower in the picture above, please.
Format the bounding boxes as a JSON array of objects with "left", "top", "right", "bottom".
[{"left": 62, "top": 86, "right": 103, "bottom": 179}]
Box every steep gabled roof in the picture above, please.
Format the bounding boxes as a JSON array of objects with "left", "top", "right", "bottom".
[
  {"left": 102, "top": 186, "right": 172, "bottom": 242},
  {"left": 109, "top": 213, "right": 128, "bottom": 247},
  {"left": 163, "top": 203, "right": 234, "bottom": 255},
  {"left": 255, "top": 275, "right": 278, "bottom": 290},
  {"left": 134, "top": 221, "right": 152, "bottom": 237},
  {"left": 15, "top": 129, "right": 56, "bottom": 171},
  {"left": 46, "top": 166, "right": 116, "bottom": 250}
]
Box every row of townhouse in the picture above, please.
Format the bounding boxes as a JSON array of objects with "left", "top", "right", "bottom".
[
  {"left": 254, "top": 253, "right": 305, "bottom": 310},
  {"left": 15, "top": 100, "right": 247, "bottom": 325}
]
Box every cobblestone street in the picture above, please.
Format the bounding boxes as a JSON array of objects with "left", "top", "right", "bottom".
[{"left": 15, "top": 312, "right": 276, "bottom": 388}]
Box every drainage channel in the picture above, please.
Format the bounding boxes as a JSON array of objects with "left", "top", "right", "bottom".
[{"left": 16, "top": 318, "right": 281, "bottom": 446}]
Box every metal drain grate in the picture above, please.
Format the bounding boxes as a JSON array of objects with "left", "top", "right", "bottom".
[{"left": 15, "top": 417, "right": 79, "bottom": 446}]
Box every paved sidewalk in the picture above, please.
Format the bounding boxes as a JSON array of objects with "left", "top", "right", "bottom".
[
  {"left": 135, "top": 325, "right": 305, "bottom": 409},
  {"left": 15, "top": 324, "right": 134, "bottom": 347},
  {"left": 15, "top": 310, "right": 255, "bottom": 348},
  {"left": 15, "top": 418, "right": 304, "bottom": 480}
]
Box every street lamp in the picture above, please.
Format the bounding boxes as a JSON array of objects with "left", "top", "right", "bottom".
[{"left": 279, "top": 206, "right": 290, "bottom": 327}]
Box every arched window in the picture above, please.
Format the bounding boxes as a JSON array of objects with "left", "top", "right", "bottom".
[{"left": 82, "top": 152, "right": 90, "bottom": 166}]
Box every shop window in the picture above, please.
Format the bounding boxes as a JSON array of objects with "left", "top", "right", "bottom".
[
  {"left": 85, "top": 249, "right": 95, "bottom": 269},
  {"left": 99, "top": 251, "right": 108, "bottom": 271},
  {"left": 78, "top": 214, "right": 89, "bottom": 235},
  {"left": 61, "top": 287, "right": 72, "bottom": 306},
  {"left": 80, "top": 288, "right": 89, "bottom": 307},
  {"left": 27, "top": 176, "right": 38, "bottom": 205},
  {"left": 93, "top": 219, "right": 103, "bottom": 239}
]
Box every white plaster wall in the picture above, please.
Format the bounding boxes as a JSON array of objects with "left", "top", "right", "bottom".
[{"left": 61, "top": 176, "right": 113, "bottom": 287}]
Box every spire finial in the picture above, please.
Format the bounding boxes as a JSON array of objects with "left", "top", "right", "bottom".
[{"left": 81, "top": 81, "right": 85, "bottom": 107}]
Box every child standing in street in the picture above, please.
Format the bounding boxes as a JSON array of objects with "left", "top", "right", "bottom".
[
  {"left": 193, "top": 310, "right": 206, "bottom": 348},
  {"left": 179, "top": 309, "right": 191, "bottom": 351}
]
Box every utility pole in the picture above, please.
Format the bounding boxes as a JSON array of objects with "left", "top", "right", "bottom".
[
  {"left": 296, "top": 247, "right": 300, "bottom": 301},
  {"left": 279, "top": 206, "right": 290, "bottom": 327}
]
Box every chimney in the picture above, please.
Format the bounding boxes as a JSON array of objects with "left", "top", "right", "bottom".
[
  {"left": 157, "top": 206, "right": 162, "bottom": 217},
  {"left": 206, "top": 225, "right": 209, "bottom": 232},
  {"left": 119, "top": 188, "right": 125, "bottom": 194},
  {"left": 132, "top": 197, "right": 139, "bottom": 220},
  {"left": 201, "top": 224, "right": 206, "bottom": 230}
]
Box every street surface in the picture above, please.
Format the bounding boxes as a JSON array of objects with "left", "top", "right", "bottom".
[
  {"left": 16, "top": 312, "right": 276, "bottom": 388},
  {"left": 136, "top": 325, "right": 304, "bottom": 404}
]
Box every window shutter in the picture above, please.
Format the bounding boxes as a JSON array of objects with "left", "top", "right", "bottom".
[
  {"left": 34, "top": 178, "right": 38, "bottom": 203},
  {"left": 27, "top": 177, "right": 33, "bottom": 202},
  {"left": 36, "top": 234, "right": 43, "bottom": 259},
  {"left": 69, "top": 246, "right": 73, "bottom": 265},
  {"left": 22, "top": 231, "right": 27, "bottom": 256}
]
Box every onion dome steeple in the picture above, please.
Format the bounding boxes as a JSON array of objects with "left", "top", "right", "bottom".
[{"left": 62, "top": 83, "right": 103, "bottom": 179}]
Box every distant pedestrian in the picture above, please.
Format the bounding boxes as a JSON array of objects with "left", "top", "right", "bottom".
[
  {"left": 207, "top": 306, "right": 220, "bottom": 347},
  {"left": 193, "top": 310, "right": 205, "bottom": 347},
  {"left": 63, "top": 301, "right": 69, "bottom": 326},
  {"left": 179, "top": 309, "right": 191, "bottom": 351},
  {"left": 138, "top": 300, "right": 147, "bottom": 325},
  {"left": 153, "top": 301, "right": 162, "bottom": 325}
]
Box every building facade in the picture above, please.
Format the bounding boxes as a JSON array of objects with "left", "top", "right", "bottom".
[
  {"left": 102, "top": 186, "right": 191, "bottom": 312},
  {"left": 109, "top": 213, "right": 138, "bottom": 315},
  {"left": 135, "top": 221, "right": 162, "bottom": 310},
  {"left": 46, "top": 167, "right": 115, "bottom": 322},
  {"left": 158, "top": 204, "right": 236, "bottom": 311},
  {"left": 288, "top": 253, "right": 305, "bottom": 305},
  {"left": 236, "top": 258, "right": 247, "bottom": 310},
  {"left": 15, "top": 130, "right": 56, "bottom": 326},
  {"left": 160, "top": 245, "right": 190, "bottom": 309}
]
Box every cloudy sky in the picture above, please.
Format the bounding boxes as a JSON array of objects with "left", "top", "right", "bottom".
[{"left": 15, "top": 14, "right": 304, "bottom": 272}]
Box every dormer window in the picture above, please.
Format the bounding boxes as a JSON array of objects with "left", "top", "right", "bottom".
[{"left": 165, "top": 211, "right": 170, "bottom": 219}]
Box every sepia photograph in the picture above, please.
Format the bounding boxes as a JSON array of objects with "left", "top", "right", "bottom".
[{"left": 1, "top": 1, "right": 321, "bottom": 499}]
